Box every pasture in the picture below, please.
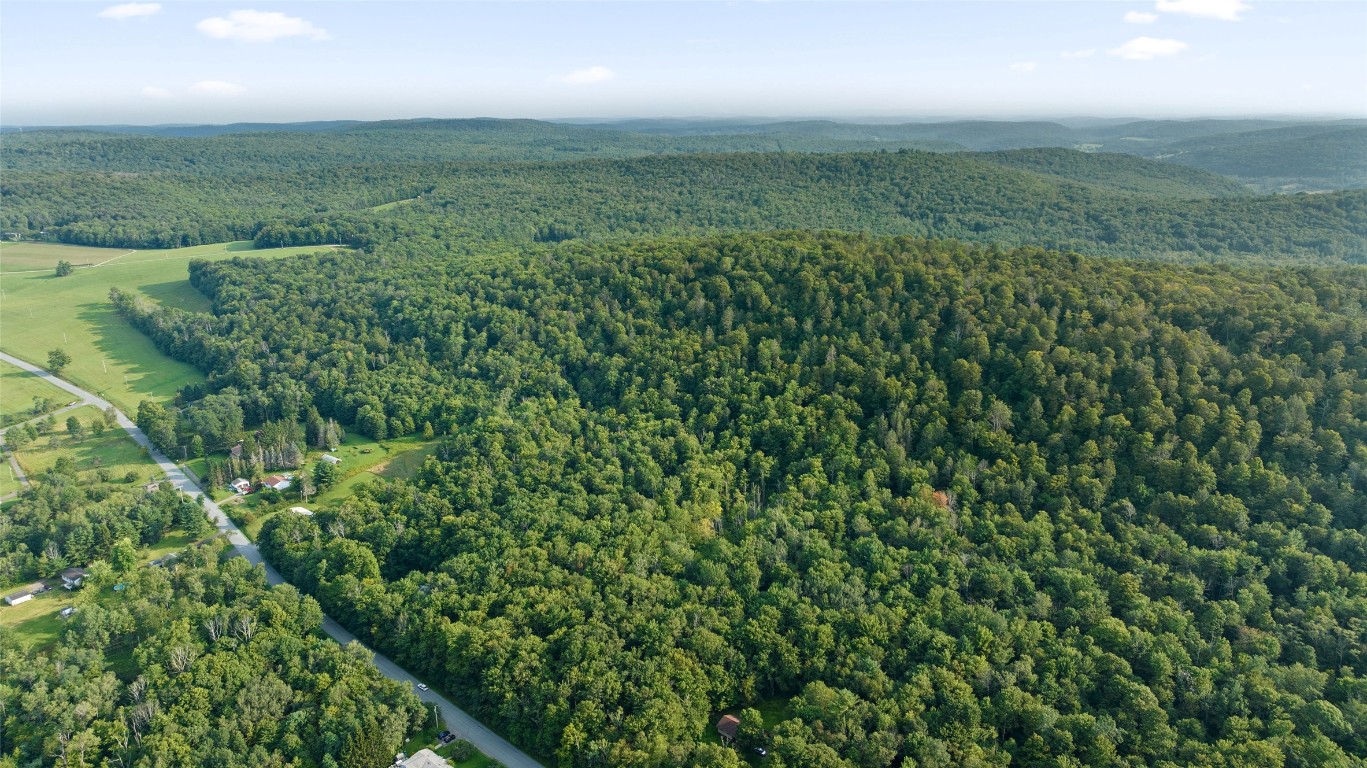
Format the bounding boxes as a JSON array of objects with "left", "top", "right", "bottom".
[
  {"left": 0, "top": 360, "right": 77, "bottom": 426},
  {"left": 0, "top": 241, "right": 343, "bottom": 414},
  {"left": 0, "top": 241, "right": 132, "bottom": 273},
  {"left": 11, "top": 404, "right": 162, "bottom": 485}
]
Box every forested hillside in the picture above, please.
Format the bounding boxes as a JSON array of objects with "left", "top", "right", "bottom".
[
  {"left": 6, "top": 146, "right": 1364, "bottom": 263},
  {"left": 0, "top": 549, "right": 425, "bottom": 767},
  {"left": 110, "top": 231, "right": 1367, "bottom": 767}
]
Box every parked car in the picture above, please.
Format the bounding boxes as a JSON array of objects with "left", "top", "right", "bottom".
[
  {"left": 416, "top": 683, "right": 429, "bottom": 691},
  {"left": 754, "top": 747, "right": 768, "bottom": 757}
]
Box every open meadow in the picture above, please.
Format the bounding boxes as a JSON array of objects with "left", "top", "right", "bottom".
[
  {"left": 0, "top": 241, "right": 344, "bottom": 414},
  {"left": 10, "top": 404, "right": 162, "bottom": 484},
  {"left": 0, "top": 242, "right": 134, "bottom": 273},
  {"left": 0, "top": 359, "right": 77, "bottom": 427}
]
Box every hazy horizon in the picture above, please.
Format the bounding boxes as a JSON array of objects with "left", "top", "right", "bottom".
[{"left": 3, "top": 1, "right": 1364, "bottom": 126}]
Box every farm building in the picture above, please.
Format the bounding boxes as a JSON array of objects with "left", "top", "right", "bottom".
[{"left": 4, "top": 587, "right": 36, "bottom": 606}]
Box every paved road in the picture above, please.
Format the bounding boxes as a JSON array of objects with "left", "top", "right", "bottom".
[{"left": 0, "top": 350, "right": 543, "bottom": 768}]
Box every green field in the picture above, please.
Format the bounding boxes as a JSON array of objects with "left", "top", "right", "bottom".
[
  {"left": 0, "top": 241, "right": 135, "bottom": 273},
  {"left": 0, "top": 241, "right": 345, "bottom": 414},
  {"left": 0, "top": 464, "right": 23, "bottom": 498},
  {"left": 0, "top": 587, "right": 77, "bottom": 650},
  {"left": 219, "top": 434, "right": 438, "bottom": 540},
  {"left": 310, "top": 433, "right": 437, "bottom": 508},
  {"left": 11, "top": 404, "right": 161, "bottom": 485},
  {"left": 0, "top": 360, "right": 76, "bottom": 427}
]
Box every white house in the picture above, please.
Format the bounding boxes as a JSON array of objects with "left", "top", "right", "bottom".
[
  {"left": 262, "top": 475, "right": 292, "bottom": 491},
  {"left": 62, "top": 567, "right": 88, "bottom": 589}
]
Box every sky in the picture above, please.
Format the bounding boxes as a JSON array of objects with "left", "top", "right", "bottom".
[{"left": 2, "top": 0, "right": 1364, "bottom": 125}]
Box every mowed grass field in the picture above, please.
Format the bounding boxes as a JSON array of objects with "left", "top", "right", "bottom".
[
  {"left": 12, "top": 404, "right": 162, "bottom": 485},
  {"left": 0, "top": 242, "right": 133, "bottom": 273},
  {"left": 0, "top": 241, "right": 344, "bottom": 414},
  {"left": 0, "top": 360, "right": 78, "bottom": 426}
]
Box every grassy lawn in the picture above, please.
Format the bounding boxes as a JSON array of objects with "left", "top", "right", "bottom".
[
  {"left": 0, "top": 242, "right": 133, "bottom": 273},
  {"left": 0, "top": 360, "right": 78, "bottom": 426},
  {"left": 400, "top": 721, "right": 493, "bottom": 768},
  {"left": 140, "top": 531, "right": 197, "bottom": 565},
  {"left": 708, "top": 696, "right": 792, "bottom": 760},
  {"left": 310, "top": 433, "right": 437, "bottom": 508},
  {"left": 0, "top": 240, "right": 345, "bottom": 414},
  {"left": 0, "top": 587, "right": 76, "bottom": 650},
  {"left": 11, "top": 404, "right": 161, "bottom": 485},
  {"left": 0, "top": 460, "right": 23, "bottom": 498}
]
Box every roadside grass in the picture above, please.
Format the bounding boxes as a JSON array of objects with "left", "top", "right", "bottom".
[
  {"left": 400, "top": 720, "right": 493, "bottom": 767},
  {"left": 0, "top": 360, "right": 78, "bottom": 426},
  {"left": 12, "top": 405, "right": 161, "bottom": 485},
  {"left": 0, "top": 462, "right": 23, "bottom": 497},
  {"left": 0, "top": 242, "right": 131, "bottom": 273},
  {"left": 0, "top": 240, "right": 345, "bottom": 414}
]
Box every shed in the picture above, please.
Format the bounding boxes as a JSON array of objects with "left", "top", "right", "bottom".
[
  {"left": 4, "top": 590, "right": 33, "bottom": 606},
  {"left": 59, "top": 607, "right": 77, "bottom": 618},
  {"left": 321, "top": 453, "right": 341, "bottom": 465},
  {"left": 230, "top": 477, "right": 252, "bottom": 494},
  {"left": 716, "top": 714, "right": 740, "bottom": 744},
  {"left": 289, "top": 506, "right": 314, "bottom": 516}
]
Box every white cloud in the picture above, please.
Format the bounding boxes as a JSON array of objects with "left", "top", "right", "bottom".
[
  {"left": 1060, "top": 48, "right": 1097, "bottom": 59},
  {"left": 141, "top": 86, "right": 172, "bottom": 99},
  {"left": 559, "top": 66, "right": 615, "bottom": 85},
  {"left": 196, "top": 10, "right": 329, "bottom": 43},
  {"left": 1125, "top": 11, "right": 1159, "bottom": 23},
  {"left": 1109, "top": 36, "right": 1189, "bottom": 60},
  {"left": 1009, "top": 61, "right": 1038, "bottom": 73},
  {"left": 98, "top": 3, "right": 160, "bottom": 20},
  {"left": 190, "top": 80, "right": 246, "bottom": 96},
  {"left": 1154, "top": 0, "right": 1249, "bottom": 21}
]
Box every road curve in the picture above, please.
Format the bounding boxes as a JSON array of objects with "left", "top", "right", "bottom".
[{"left": 0, "top": 350, "right": 543, "bottom": 768}]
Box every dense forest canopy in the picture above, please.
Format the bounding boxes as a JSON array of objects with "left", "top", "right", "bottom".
[
  {"left": 0, "top": 550, "right": 425, "bottom": 768},
  {"left": 110, "top": 231, "right": 1367, "bottom": 767},
  {"left": 5, "top": 140, "right": 1365, "bottom": 263}
]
